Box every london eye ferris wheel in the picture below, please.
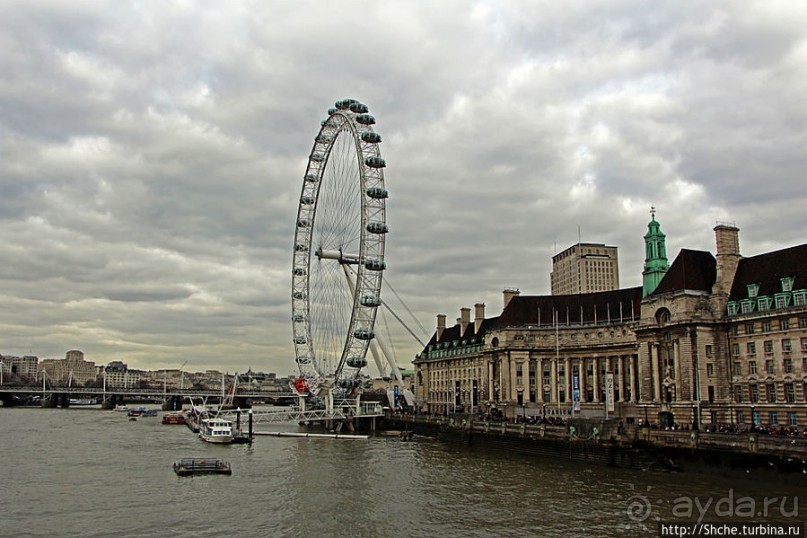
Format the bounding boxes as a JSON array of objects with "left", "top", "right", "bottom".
[{"left": 291, "top": 99, "right": 388, "bottom": 399}]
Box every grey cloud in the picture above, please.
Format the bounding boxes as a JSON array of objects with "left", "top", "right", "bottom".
[{"left": 0, "top": 0, "right": 804, "bottom": 373}]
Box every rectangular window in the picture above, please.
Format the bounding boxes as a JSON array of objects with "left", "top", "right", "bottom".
[
  {"left": 747, "top": 342, "right": 756, "bottom": 355},
  {"left": 762, "top": 320, "right": 771, "bottom": 332},
  {"left": 775, "top": 295, "right": 788, "bottom": 309},
  {"left": 746, "top": 322, "right": 755, "bottom": 334},
  {"left": 801, "top": 337, "right": 807, "bottom": 353},
  {"left": 785, "top": 383, "right": 795, "bottom": 403},
  {"left": 706, "top": 363, "right": 714, "bottom": 377},
  {"left": 752, "top": 410, "right": 761, "bottom": 425},
  {"left": 794, "top": 293, "right": 805, "bottom": 306},
  {"left": 782, "top": 339, "right": 792, "bottom": 353},
  {"left": 705, "top": 345, "right": 713, "bottom": 358},
  {"left": 734, "top": 361, "right": 742, "bottom": 376},
  {"left": 749, "top": 361, "right": 757, "bottom": 375},
  {"left": 732, "top": 343, "right": 740, "bottom": 356},
  {"left": 737, "top": 411, "right": 746, "bottom": 424},
  {"left": 732, "top": 324, "right": 740, "bottom": 336},
  {"left": 788, "top": 412, "right": 798, "bottom": 426},
  {"left": 770, "top": 411, "right": 778, "bottom": 425},
  {"left": 758, "top": 298, "right": 770, "bottom": 312},
  {"left": 741, "top": 302, "right": 753, "bottom": 314},
  {"left": 782, "top": 277, "right": 794, "bottom": 292},
  {"left": 728, "top": 303, "right": 739, "bottom": 316},
  {"left": 781, "top": 318, "right": 790, "bottom": 330},
  {"left": 748, "top": 283, "right": 759, "bottom": 298},
  {"left": 766, "top": 360, "right": 775, "bottom": 374},
  {"left": 784, "top": 358, "right": 793, "bottom": 374},
  {"left": 735, "top": 386, "right": 743, "bottom": 403},
  {"left": 766, "top": 384, "right": 776, "bottom": 403},
  {"left": 763, "top": 340, "right": 773, "bottom": 354},
  {"left": 801, "top": 316, "right": 807, "bottom": 329},
  {"left": 749, "top": 384, "right": 759, "bottom": 403}
]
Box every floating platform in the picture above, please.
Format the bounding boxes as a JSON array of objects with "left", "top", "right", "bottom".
[
  {"left": 173, "top": 458, "right": 232, "bottom": 476},
  {"left": 254, "top": 431, "right": 368, "bottom": 440}
]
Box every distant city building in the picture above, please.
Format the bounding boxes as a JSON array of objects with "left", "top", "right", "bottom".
[
  {"left": 414, "top": 215, "right": 807, "bottom": 429},
  {"left": 0, "top": 355, "right": 39, "bottom": 382},
  {"left": 38, "top": 350, "right": 96, "bottom": 386},
  {"left": 551, "top": 242, "right": 619, "bottom": 295},
  {"left": 103, "top": 361, "right": 141, "bottom": 388}
]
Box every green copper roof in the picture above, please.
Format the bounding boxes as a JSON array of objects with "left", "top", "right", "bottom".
[{"left": 643, "top": 208, "right": 670, "bottom": 297}]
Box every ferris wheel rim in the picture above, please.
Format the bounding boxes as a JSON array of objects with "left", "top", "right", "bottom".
[{"left": 290, "top": 99, "right": 387, "bottom": 396}]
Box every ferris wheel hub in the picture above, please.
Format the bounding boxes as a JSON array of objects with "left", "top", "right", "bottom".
[{"left": 315, "top": 248, "right": 360, "bottom": 264}]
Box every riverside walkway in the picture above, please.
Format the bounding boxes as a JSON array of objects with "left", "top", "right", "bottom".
[{"left": 386, "top": 413, "right": 807, "bottom": 463}]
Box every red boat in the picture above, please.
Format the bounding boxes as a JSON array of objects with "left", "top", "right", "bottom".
[{"left": 162, "top": 412, "right": 186, "bottom": 425}]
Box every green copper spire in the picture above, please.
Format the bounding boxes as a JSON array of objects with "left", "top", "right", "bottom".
[{"left": 642, "top": 206, "right": 669, "bottom": 297}]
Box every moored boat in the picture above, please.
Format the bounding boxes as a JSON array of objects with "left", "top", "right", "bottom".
[
  {"left": 173, "top": 458, "right": 232, "bottom": 476},
  {"left": 162, "top": 412, "right": 186, "bottom": 425},
  {"left": 199, "top": 418, "right": 234, "bottom": 444}
]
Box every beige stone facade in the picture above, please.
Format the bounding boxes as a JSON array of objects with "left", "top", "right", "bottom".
[
  {"left": 0, "top": 355, "right": 39, "bottom": 381},
  {"left": 38, "top": 350, "right": 96, "bottom": 386},
  {"left": 551, "top": 243, "right": 619, "bottom": 295},
  {"left": 415, "top": 225, "right": 807, "bottom": 429}
]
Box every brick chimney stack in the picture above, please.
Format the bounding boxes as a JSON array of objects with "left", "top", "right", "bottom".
[
  {"left": 711, "top": 223, "right": 741, "bottom": 315},
  {"left": 436, "top": 314, "right": 446, "bottom": 340},
  {"left": 460, "top": 307, "right": 471, "bottom": 336},
  {"left": 474, "top": 303, "right": 485, "bottom": 333},
  {"left": 503, "top": 288, "right": 520, "bottom": 309}
]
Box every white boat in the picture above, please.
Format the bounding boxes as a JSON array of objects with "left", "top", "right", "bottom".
[{"left": 199, "top": 418, "right": 234, "bottom": 444}]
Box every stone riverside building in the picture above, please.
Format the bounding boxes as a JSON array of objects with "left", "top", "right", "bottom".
[{"left": 413, "top": 217, "right": 807, "bottom": 429}]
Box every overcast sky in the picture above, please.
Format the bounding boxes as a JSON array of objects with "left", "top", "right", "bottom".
[{"left": 1, "top": 1, "right": 805, "bottom": 375}]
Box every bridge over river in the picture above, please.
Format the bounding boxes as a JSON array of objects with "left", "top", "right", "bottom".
[{"left": 0, "top": 385, "right": 296, "bottom": 410}]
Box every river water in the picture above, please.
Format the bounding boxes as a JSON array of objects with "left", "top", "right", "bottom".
[{"left": 1, "top": 407, "right": 803, "bottom": 538}]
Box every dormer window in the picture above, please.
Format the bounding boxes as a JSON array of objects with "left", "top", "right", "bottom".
[
  {"left": 748, "top": 283, "right": 760, "bottom": 298},
  {"left": 781, "top": 277, "right": 794, "bottom": 293}
]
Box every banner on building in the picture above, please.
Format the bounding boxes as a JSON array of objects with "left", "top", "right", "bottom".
[
  {"left": 572, "top": 374, "right": 580, "bottom": 412},
  {"left": 455, "top": 380, "right": 461, "bottom": 406},
  {"left": 605, "top": 373, "right": 615, "bottom": 413},
  {"left": 472, "top": 379, "right": 478, "bottom": 407}
]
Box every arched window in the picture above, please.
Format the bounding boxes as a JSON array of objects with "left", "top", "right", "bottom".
[{"left": 655, "top": 308, "right": 671, "bottom": 325}]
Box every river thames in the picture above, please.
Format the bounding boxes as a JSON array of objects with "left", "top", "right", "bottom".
[{"left": 1, "top": 407, "right": 803, "bottom": 537}]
